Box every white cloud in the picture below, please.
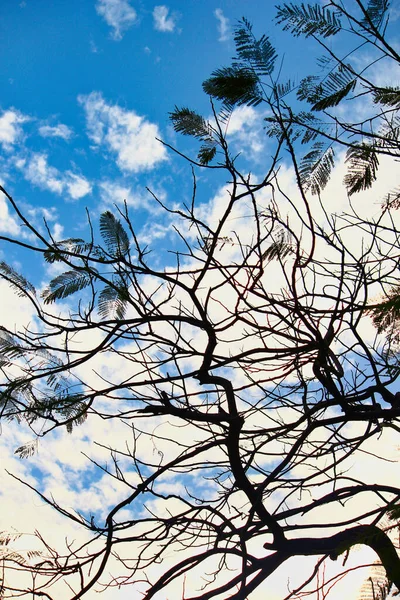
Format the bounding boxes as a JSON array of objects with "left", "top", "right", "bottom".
[
  {"left": 225, "top": 105, "right": 268, "bottom": 157},
  {"left": 95, "top": 0, "right": 137, "bottom": 40},
  {"left": 0, "top": 109, "right": 28, "bottom": 150},
  {"left": 99, "top": 180, "right": 149, "bottom": 209},
  {"left": 214, "top": 8, "right": 230, "bottom": 42},
  {"left": 65, "top": 172, "right": 92, "bottom": 199},
  {"left": 0, "top": 193, "right": 23, "bottom": 237},
  {"left": 17, "top": 153, "right": 92, "bottom": 200},
  {"left": 38, "top": 123, "right": 73, "bottom": 140},
  {"left": 78, "top": 91, "right": 167, "bottom": 172},
  {"left": 153, "top": 5, "right": 177, "bottom": 32}
]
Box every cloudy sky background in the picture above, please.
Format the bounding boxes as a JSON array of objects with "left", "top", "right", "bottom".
[{"left": 1, "top": 0, "right": 400, "bottom": 598}]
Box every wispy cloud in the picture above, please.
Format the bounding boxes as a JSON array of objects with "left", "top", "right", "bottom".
[
  {"left": 95, "top": 0, "right": 137, "bottom": 40},
  {"left": 214, "top": 8, "right": 230, "bottom": 42},
  {"left": 78, "top": 91, "right": 167, "bottom": 173},
  {"left": 16, "top": 153, "right": 92, "bottom": 200},
  {"left": 153, "top": 5, "right": 177, "bottom": 33},
  {"left": 225, "top": 106, "right": 268, "bottom": 158},
  {"left": 38, "top": 123, "right": 73, "bottom": 140},
  {"left": 99, "top": 180, "right": 147, "bottom": 209},
  {"left": 0, "top": 109, "right": 28, "bottom": 150}
]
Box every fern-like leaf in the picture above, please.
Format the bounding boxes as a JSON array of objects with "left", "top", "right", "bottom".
[
  {"left": 262, "top": 229, "right": 294, "bottom": 262},
  {"left": 98, "top": 282, "right": 129, "bottom": 319},
  {"left": 0, "top": 330, "right": 25, "bottom": 360},
  {"left": 299, "top": 143, "right": 335, "bottom": 194},
  {"left": 274, "top": 80, "right": 295, "bottom": 100},
  {"left": 312, "top": 73, "right": 356, "bottom": 111},
  {"left": 372, "top": 86, "right": 400, "bottom": 108},
  {"left": 234, "top": 17, "right": 277, "bottom": 76},
  {"left": 275, "top": 3, "right": 342, "bottom": 38},
  {"left": 42, "top": 270, "right": 93, "bottom": 304},
  {"left": 170, "top": 107, "right": 214, "bottom": 141},
  {"left": 44, "top": 238, "right": 97, "bottom": 263},
  {"left": 298, "top": 66, "right": 356, "bottom": 111},
  {"left": 361, "top": 0, "right": 390, "bottom": 30},
  {"left": 383, "top": 187, "right": 400, "bottom": 210},
  {"left": 370, "top": 287, "right": 400, "bottom": 336},
  {"left": 198, "top": 145, "right": 217, "bottom": 166},
  {"left": 203, "top": 66, "right": 263, "bottom": 109},
  {"left": 344, "top": 144, "right": 379, "bottom": 195},
  {"left": 99, "top": 211, "right": 130, "bottom": 258},
  {"left": 0, "top": 262, "right": 36, "bottom": 297},
  {"left": 14, "top": 439, "right": 38, "bottom": 459}
]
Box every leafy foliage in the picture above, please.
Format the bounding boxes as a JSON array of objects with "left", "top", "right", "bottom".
[
  {"left": 360, "top": 0, "right": 390, "bottom": 30},
  {"left": 234, "top": 17, "right": 277, "bottom": 76},
  {"left": 262, "top": 228, "right": 294, "bottom": 261},
  {"left": 275, "top": 3, "right": 342, "bottom": 38},
  {"left": 44, "top": 238, "right": 97, "bottom": 263},
  {"left": 372, "top": 86, "right": 400, "bottom": 108},
  {"left": 42, "top": 270, "right": 94, "bottom": 304},
  {"left": 0, "top": 329, "right": 25, "bottom": 364},
  {"left": 297, "top": 66, "right": 356, "bottom": 111},
  {"left": 99, "top": 211, "right": 130, "bottom": 258},
  {"left": 170, "top": 107, "right": 214, "bottom": 141},
  {"left": 370, "top": 286, "right": 400, "bottom": 341},
  {"left": 312, "top": 70, "right": 356, "bottom": 111},
  {"left": 344, "top": 144, "right": 379, "bottom": 196},
  {"left": 203, "top": 66, "right": 263, "bottom": 109},
  {"left": 170, "top": 107, "right": 218, "bottom": 165},
  {"left": 14, "top": 439, "right": 38, "bottom": 459},
  {"left": 0, "top": 262, "right": 36, "bottom": 298},
  {"left": 299, "top": 142, "right": 335, "bottom": 194},
  {"left": 197, "top": 144, "right": 217, "bottom": 166},
  {"left": 98, "top": 281, "right": 129, "bottom": 319}
]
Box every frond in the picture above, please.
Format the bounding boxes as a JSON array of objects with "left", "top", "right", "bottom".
[
  {"left": 383, "top": 186, "right": 400, "bottom": 210},
  {"left": 42, "top": 269, "right": 93, "bottom": 304},
  {"left": 203, "top": 66, "right": 263, "bottom": 109},
  {"left": 316, "top": 54, "right": 334, "bottom": 70},
  {"left": 264, "top": 116, "right": 283, "bottom": 138},
  {"left": 274, "top": 79, "right": 295, "bottom": 100},
  {"left": 169, "top": 107, "right": 214, "bottom": 141},
  {"left": 44, "top": 238, "right": 96, "bottom": 263},
  {"left": 197, "top": 145, "right": 217, "bottom": 166},
  {"left": 234, "top": 17, "right": 277, "bottom": 76},
  {"left": 312, "top": 68, "right": 356, "bottom": 111},
  {"left": 361, "top": 0, "right": 390, "bottom": 31},
  {"left": 344, "top": 144, "right": 379, "bottom": 195},
  {"left": 297, "top": 75, "right": 323, "bottom": 104},
  {"left": 37, "top": 392, "right": 89, "bottom": 432},
  {"left": 262, "top": 228, "right": 294, "bottom": 262},
  {"left": 372, "top": 86, "right": 400, "bottom": 108},
  {"left": 56, "top": 396, "right": 88, "bottom": 433},
  {"left": 0, "top": 330, "right": 25, "bottom": 361},
  {"left": 299, "top": 142, "right": 335, "bottom": 194},
  {"left": 370, "top": 287, "right": 400, "bottom": 335},
  {"left": 298, "top": 66, "right": 356, "bottom": 111},
  {"left": 98, "top": 282, "right": 129, "bottom": 320},
  {"left": 0, "top": 262, "right": 36, "bottom": 297},
  {"left": 0, "top": 377, "right": 33, "bottom": 421},
  {"left": 14, "top": 439, "right": 38, "bottom": 459},
  {"left": 0, "top": 531, "right": 22, "bottom": 546},
  {"left": 297, "top": 112, "right": 324, "bottom": 143},
  {"left": 275, "top": 3, "right": 342, "bottom": 38},
  {"left": 99, "top": 211, "right": 130, "bottom": 257}
]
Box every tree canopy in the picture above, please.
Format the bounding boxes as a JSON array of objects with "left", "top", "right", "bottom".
[{"left": 0, "top": 1, "right": 400, "bottom": 598}]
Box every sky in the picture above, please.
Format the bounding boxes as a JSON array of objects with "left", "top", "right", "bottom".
[{"left": 1, "top": 0, "right": 400, "bottom": 599}]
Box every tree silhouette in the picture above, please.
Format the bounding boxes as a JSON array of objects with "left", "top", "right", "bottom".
[{"left": 0, "top": 1, "right": 400, "bottom": 598}]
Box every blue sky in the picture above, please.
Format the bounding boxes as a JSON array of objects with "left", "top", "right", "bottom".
[
  {"left": 1, "top": 1, "right": 400, "bottom": 599},
  {"left": 0, "top": 0, "right": 324, "bottom": 279}
]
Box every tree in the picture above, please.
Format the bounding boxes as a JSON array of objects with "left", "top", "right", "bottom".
[{"left": 0, "top": 1, "right": 400, "bottom": 598}]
